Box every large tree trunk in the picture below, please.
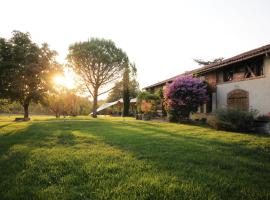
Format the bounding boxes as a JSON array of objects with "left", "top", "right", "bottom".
[
  {"left": 23, "top": 103, "right": 29, "bottom": 119},
  {"left": 92, "top": 89, "right": 98, "bottom": 118}
]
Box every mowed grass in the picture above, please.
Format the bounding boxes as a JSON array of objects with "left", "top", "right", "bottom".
[
  {"left": 0, "top": 118, "right": 269, "bottom": 199},
  {"left": 0, "top": 114, "right": 134, "bottom": 122}
]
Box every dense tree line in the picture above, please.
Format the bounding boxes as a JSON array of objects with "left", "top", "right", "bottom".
[{"left": 0, "top": 94, "right": 93, "bottom": 116}]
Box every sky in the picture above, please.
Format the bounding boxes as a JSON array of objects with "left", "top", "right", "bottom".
[{"left": 1, "top": 0, "right": 270, "bottom": 91}]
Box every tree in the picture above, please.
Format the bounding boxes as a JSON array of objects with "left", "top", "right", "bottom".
[
  {"left": 165, "top": 76, "right": 209, "bottom": 122},
  {"left": 77, "top": 97, "right": 92, "bottom": 115},
  {"left": 0, "top": 99, "right": 16, "bottom": 115},
  {"left": 193, "top": 57, "right": 224, "bottom": 66},
  {"left": 63, "top": 89, "right": 79, "bottom": 117},
  {"left": 0, "top": 31, "right": 60, "bottom": 119},
  {"left": 46, "top": 87, "right": 83, "bottom": 117},
  {"left": 107, "top": 79, "right": 139, "bottom": 102},
  {"left": 156, "top": 88, "right": 167, "bottom": 117},
  {"left": 0, "top": 38, "right": 12, "bottom": 96},
  {"left": 67, "top": 38, "right": 128, "bottom": 118},
  {"left": 122, "top": 66, "right": 130, "bottom": 117},
  {"left": 122, "top": 63, "right": 137, "bottom": 116},
  {"left": 45, "top": 86, "right": 67, "bottom": 118},
  {"left": 106, "top": 62, "right": 138, "bottom": 116},
  {"left": 46, "top": 92, "right": 64, "bottom": 118}
]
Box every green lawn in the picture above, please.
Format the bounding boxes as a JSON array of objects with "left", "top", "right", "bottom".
[
  {"left": 0, "top": 114, "right": 134, "bottom": 121},
  {"left": 0, "top": 117, "right": 269, "bottom": 199}
]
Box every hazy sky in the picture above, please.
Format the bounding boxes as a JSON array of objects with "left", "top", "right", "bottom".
[{"left": 1, "top": 0, "right": 270, "bottom": 89}]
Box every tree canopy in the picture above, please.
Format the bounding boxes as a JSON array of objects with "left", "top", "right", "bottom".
[
  {"left": 67, "top": 38, "right": 128, "bottom": 117},
  {"left": 45, "top": 87, "right": 92, "bottom": 117},
  {"left": 193, "top": 57, "right": 224, "bottom": 66},
  {"left": 0, "top": 31, "right": 60, "bottom": 118},
  {"left": 122, "top": 63, "right": 138, "bottom": 116}
]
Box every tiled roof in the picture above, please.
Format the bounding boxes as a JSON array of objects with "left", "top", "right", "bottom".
[
  {"left": 143, "top": 44, "right": 270, "bottom": 90},
  {"left": 195, "top": 44, "right": 270, "bottom": 74},
  {"left": 142, "top": 72, "right": 190, "bottom": 89}
]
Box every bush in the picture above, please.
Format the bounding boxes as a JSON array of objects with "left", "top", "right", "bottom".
[
  {"left": 167, "top": 108, "right": 179, "bottom": 122},
  {"left": 206, "top": 115, "right": 220, "bottom": 129},
  {"left": 256, "top": 115, "right": 270, "bottom": 122},
  {"left": 140, "top": 100, "right": 152, "bottom": 114},
  {"left": 209, "top": 108, "right": 258, "bottom": 132},
  {"left": 137, "top": 91, "right": 160, "bottom": 115},
  {"left": 164, "top": 76, "right": 209, "bottom": 121}
]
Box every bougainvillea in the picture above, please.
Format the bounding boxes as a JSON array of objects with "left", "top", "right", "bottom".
[{"left": 165, "top": 76, "right": 209, "bottom": 121}]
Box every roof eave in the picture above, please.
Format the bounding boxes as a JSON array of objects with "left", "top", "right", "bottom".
[{"left": 143, "top": 44, "right": 270, "bottom": 89}]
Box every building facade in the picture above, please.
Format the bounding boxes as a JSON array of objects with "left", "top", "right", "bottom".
[{"left": 144, "top": 44, "right": 270, "bottom": 115}]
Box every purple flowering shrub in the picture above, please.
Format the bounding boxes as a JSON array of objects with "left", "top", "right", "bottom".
[{"left": 165, "top": 76, "right": 209, "bottom": 121}]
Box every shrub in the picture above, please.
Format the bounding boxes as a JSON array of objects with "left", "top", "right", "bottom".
[
  {"left": 210, "top": 108, "right": 258, "bottom": 132},
  {"left": 167, "top": 108, "right": 180, "bottom": 122},
  {"left": 137, "top": 91, "right": 160, "bottom": 102},
  {"left": 164, "top": 76, "right": 209, "bottom": 122},
  {"left": 256, "top": 114, "right": 270, "bottom": 122},
  {"left": 137, "top": 91, "right": 160, "bottom": 115},
  {"left": 206, "top": 115, "right": 219, "bottom": 129},
  {"left": 140, "top": 100, "right": 152, "bottom": 114}
]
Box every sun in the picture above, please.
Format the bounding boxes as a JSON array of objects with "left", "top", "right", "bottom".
[
  {"left": 54, "top": 76, "right": 65, "bottom": 85},
  {"left": 53, "top": 70, "right": 76, "bottom": 89}
]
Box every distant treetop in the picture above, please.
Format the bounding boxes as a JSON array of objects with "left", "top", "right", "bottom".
[{"left": 193, "top": 57, "right": 224, "bottom": 66}]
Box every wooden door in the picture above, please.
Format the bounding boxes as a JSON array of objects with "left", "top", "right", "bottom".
[{"left": 227, "top": 89, "right": 249, "bottom": 111}]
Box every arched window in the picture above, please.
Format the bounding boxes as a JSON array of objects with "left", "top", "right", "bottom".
[{"left": 227, "top": 89, "right": 249, "bottom": 111}]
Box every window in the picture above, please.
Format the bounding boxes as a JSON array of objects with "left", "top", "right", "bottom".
[
  {"left": 227, "top": 89, "right": 249, "bottom": 111},
  {"left": 223, "top": 68, "right": 234, "bottom": 82},
  {"left": 222, "top": 58, "right": 264, "bottom": 82},
  {"left": 244, "top": 64, "right": 264, "bottom": 78}
]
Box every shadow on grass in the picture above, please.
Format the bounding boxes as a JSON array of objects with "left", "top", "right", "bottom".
[
  {"left": 0, "top": 120, "right": 269, "bottom": 199},
  {"left": 0, "top": 122, "right": 14, "bottom": 129},
  {"left": 40, "top": 120, "right": 270, "bottom": 198},
  {"left": 73, "top": 120, "right": 270, "bottom": 198},
  {"left": 0, "top": 122, "right": 83, "bottom": 199}
]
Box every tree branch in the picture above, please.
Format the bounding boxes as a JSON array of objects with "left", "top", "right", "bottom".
[{"left": 98, "top": 86, "right": 115, "bottom": 96}]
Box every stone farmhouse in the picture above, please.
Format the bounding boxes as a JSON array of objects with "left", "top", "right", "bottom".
[{"left": 143, "top": 44, "right": 270, "bottom": 115}]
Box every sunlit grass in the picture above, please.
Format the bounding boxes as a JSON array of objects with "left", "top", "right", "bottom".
[
  {"left": 0, "top": 114, "right": 134, "bottom": 122},
  {"left": 0, "top": 117, "right": 269, "bottom": 199}
]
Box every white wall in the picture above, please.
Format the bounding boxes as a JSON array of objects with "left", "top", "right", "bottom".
[{"left": 216, "top": 57, "right": 270, "bottom": 114}]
